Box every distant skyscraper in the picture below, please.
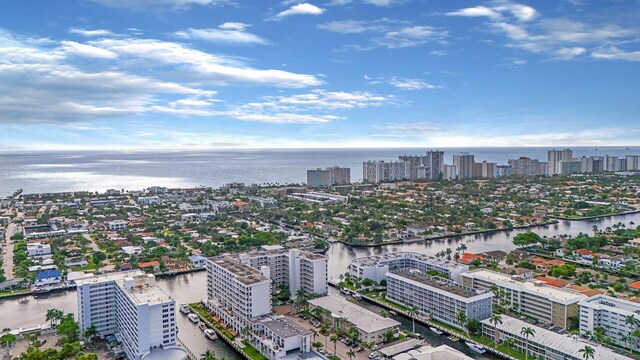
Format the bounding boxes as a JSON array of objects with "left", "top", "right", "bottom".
[
  {"left": 425, "top": 150, "right": 445, "bottom": 179},
  {"left": 441, "top": 164, "right": 458, "bottom": 180},
  {"left": 508, "top": 157, "right": 547, "bottom": 176},
  {"left": 453, "top": 153, "right": 475, "bottom": 179},
  {"left": 399, "top": 155, "right": 428, "bottom": 180},
  {"left": 626, "top": 155, "right": 640, "bottom": 171},
  {"left": 580, "top": 156, "right": 594, "bottom": 173},
  {"left": 559, "top": 160, "right": 582, "bottom": 175},
  {"left": 362, "top": 161, "right": 407, "bottom": 183},
  {"left": 496, "top": 165, "right": 513, "bottom": 177},
  {"left": 473, "top": 161, "right": 496, "bottom": 178},
  {"left": 306, "top": 166, "right": 350, "bottom": 188},
  {"left": 604, "top": 155, "right": 619, "bottom": 172},
  {"left": 548, "top": 149, "right": 573, "bottom": 175}
]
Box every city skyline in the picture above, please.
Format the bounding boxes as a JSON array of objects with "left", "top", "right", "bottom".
[{"left": 1, "top": 1, "right": 639, "bottom": 151}]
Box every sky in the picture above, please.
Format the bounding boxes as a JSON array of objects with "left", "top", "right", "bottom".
[{"left": 0, "top": 0, "right": 639, "bottom": 151}]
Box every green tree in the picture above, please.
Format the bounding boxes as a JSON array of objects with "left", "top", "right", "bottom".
[
  {"left": 520, "top": 326, "right": 536, "bottom": 360},
  {"left": 579, "top": 345, "right": 595, "bottom": 360},
  {"left": 489, "top": 314, "right": 503, "bottom": 347},
  {"left": 82, "top": 325, "right": 98, "bottom": 347},
  {"left": 92, "top": 251, "right": 106, "bottom": 265},
  {"left": 56, "top": 314, "right": 80, "bottom": 345},
  {"left": 347, "top": 349, "right": 356, "bottom": 360},
  {"left": 457, "top": 311, "right": 467, "bottom": 333},
  {"left": 330, "top": 335, "right": 339, "bottom": 355},
  {"left": 200, "top": 349, "right": 217, "bottom": 360},
  {"left": 0, "top": 333, "right": 17, "bottom": 347},
  {"left": 408, "top": 306, "right": 418, "bottom": 334}
]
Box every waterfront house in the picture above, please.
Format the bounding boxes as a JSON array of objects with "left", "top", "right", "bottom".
[{"left": 35, "top": 269, "right": 61, "bottom": 287}]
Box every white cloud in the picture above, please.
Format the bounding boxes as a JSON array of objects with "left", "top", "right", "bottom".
[
  {"left": 374, "top": 26, "right": 448, "bottom": 49},
  {"left": 318, "top": 20, "right": 368, "bottom": 33},
  {"left": 229, "top": 112, "right": 339, "bottom": 124},
  {"left": 429, "top": 50, "right": 447, "bottom": 56},
  {"left": 377, "top": 122, "right": 439, "bottom": 132},
  {"left": 388, "top": 78, "right": 444, "bottom": 90},
  {"left": 89, "top": 38, "right": 322, "bottom": 87},
  {"left": 174, "top": 24, "right": 268, "bottom": 45},
  {"left": 362, "top": 0, "right": 403, "bottom": 6},
  {"left": 591, "top": 47, "right": 640, "bottom": 61},
  {"left": 275, "top": 3, "right": 325, "bottom": 19},
  {"left": 554, "top": 47, "right": 586, "bottom": 60},
  {"left": 61, "top": 41, "right": 118, "bottom": 59},
  {"left": 447, "top": 6, "right": 500, "bottom": 19},
  {"left": 494, "top": 3, "right": 538, "bottom": 22},
  {"left": 68, "top": 28, "right": 115, "bottom": 37}
]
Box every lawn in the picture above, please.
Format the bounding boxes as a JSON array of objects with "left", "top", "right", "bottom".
[{"left": 241, "top": 340, "right": 268, "bottom": 360}]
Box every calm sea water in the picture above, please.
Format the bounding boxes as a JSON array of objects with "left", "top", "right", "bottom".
[{"left": 1, "top": 147, "right": 639, "bottom": 197}]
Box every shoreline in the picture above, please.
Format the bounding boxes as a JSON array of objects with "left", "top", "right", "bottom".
[
  {"left": 549, "top": 209, "right": 640, "bottom": 221},
  {"left": 337, "top": 220, "right": 561, "bottom": 248}
]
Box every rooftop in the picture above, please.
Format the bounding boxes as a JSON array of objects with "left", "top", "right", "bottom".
[
  {"left": 209, "top": 255, "right": 269, "bottom": 285},
  {"left": 308, "top": 295, "right": 400, "bottom": 334},
  {"left": 75, "top": 270, "right": 173, "bottom": 305},
  {"left": 579, "top": 294, "right": 640, "bottom": 314},
  {"left": 390, "top": 270, "right": 489, "bottom": 300},
  {"left": 140, "top": 346, "right": 188, "bottom": 360},
  {"left": 482, "top": 315, "right": 632, "bottom": 360},
  {"left": 350, "top": 252, "right": 467, "bottom": 270},
  {"left": 464, "top": 269, "right": 587, "bottom": 304},
  {"left": 258, "top": 316, "right": 311, "bottom": 338}
]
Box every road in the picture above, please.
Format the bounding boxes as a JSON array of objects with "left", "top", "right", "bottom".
[
  {"left": 3, "top": 222, "right": 19, "bottom": 280},
  {"left": 82, "top": 233, "right": 101, "bottom": 252}
]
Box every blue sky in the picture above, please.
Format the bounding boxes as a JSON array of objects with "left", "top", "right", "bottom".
[{"left": 1, "top": 0, "right": 639, "bottom": 150}]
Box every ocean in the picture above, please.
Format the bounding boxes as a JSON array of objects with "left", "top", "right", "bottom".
[{"left": 1, "top": 146, "right": 638, "bottom": 197}]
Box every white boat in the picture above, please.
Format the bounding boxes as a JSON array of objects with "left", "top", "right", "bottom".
[
  {"left": 204, "top": 329, "right": 218, "bottom": 340},
  {"left": 429, "top": 327, "right": 443, "bottom": 335},
  {"left": 188, "top": 313, "right": 199, "bottom": 323},
  {"left": 465, "top": 341, "right": 486, "bottom": 354},
  {"left": 179, "top": 304, "right": 191, "bottom": 314},
  {"left": 389, "top": 310, "right": 398, "bottom": 316},
  {"left": 199, "top": 321, "right": 206, "bottom": 331},
  {"left": 353, "top": 294, "right": 362, "bottom": 300}
]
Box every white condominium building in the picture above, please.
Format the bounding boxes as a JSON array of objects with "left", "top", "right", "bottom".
[
  {"left": 349, "top": 252, "right": 469, "bottom": 284},
  {"left": 579, "top": 294, "right": 640, "bottom": 351},
  {"left": 250, "top": 316, "right": 312, "bottom": 360},
  {"left": 462, "top": 269, "right": 587, "bottom": 329},
  {"left": 387, "top": 270, "right": 493, "bottom": 330},
  {"left": 482, "top": 315, "right": 632, "bottom": 360},
  {"left": 238, "top": 248, "right": 328, "bottom": 297},
  {"left": 76, "top": 271, "right": 185, "bottom": 360},
  {"left": 206, "top": 255, "right": 273, "bottom": 333}
]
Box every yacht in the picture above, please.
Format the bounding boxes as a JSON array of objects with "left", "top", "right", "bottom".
[
  {"left": 389, "top": 310, "right": 398, "bottom": 316},
  {"left": 204, "top": 329, "right": 218, "bottom": 340},
  {"left": 179, "top": 304, "right": 191, "bottom": 314},
  {"left": 429, "top": 327, "right": 443, "bottom": 335},
  {"left": 465, "top": 341, "right": 486, "bottom": 354},
  {"left": 199, "top": 321, "right": 207, "bottom": 331},
  {"left": 188, "top": 313, "right": 200, "bottom": 323}
]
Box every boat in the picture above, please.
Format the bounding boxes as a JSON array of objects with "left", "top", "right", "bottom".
[
  {"left": 340, "top": 289, "right": 350, "bottom": 296},
  {"left": 198, "top": 321, "right": 207, "bottom": 331},
  {"left": 465, "top": 341, "right": 486, "bottom": 354},
  {"left": 32, "top": 287, "right": 51, "bottom": 294},
  {"left": 179, "top": 304, "right": 191, "bottom": 314},
  {"left": 188, "top": 313, "right": 199, "bottom": 323},
  {"left": 204, "top": 329, "right": 218, "bottom": 340},
  {"left": 163, "top": 270, "right": 177, "bottom": 276},
  {"left": 352, "top": 294, "right": 362, "bottom": 301},
  {"left": 389, "top": 310, "right": 398, "bottom": 316},
  {"left": 447, "top": 335, "right": 460, "bottom": 342},
  {"left": 429, "top": 327, "right": 443, "bottom": 335}
]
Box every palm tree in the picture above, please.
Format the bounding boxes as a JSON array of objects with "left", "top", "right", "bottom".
[
  {"left": 83, "top": 325, "right": 98, "bottom": 347},
  {"left": 408, "top": 306, "right": 418, "bottom": 334},
  {"left": 380, "top": 309, "right": 389, "bottom": 318},
  {"left": 200, "top": 350, "right": 217, "bottom": 360},
  {"left": 46, "top": 308, "right": 63, "bottom": 327},
  {"left": 625, "top": 315, "right": 638, "bottom": 328},
  {"left": 579, "top": 345, "right": 595, "bottom": 360},
  {"left": 489, "top": 314, "right": 503, "bottom": 347},
  {"left": 347, "top": 349, "right": 356, "bottom": 360},
  {"left": 311, "top": 329, "right": 318, "bottom": 342},
  {"left": 457, "top": 311, "right": 467, "bottom": 333},
  {"left": 520, "top": 326, "right": 536, "bottom": 360},
  {"left": 330, "top": 334, "right": 339, "bottom": 355}
]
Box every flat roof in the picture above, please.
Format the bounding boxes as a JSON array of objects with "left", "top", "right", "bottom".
[
  {"left": 208, "top": 255, "right": 269, "bottom": 285},
  {"left": 579, "top": 294, "right": 640, "bottom": 314},
  {"left": 464, "top": 269, "right": 587, "bottom": 304},
  {"left": 350, "top": 252, "right": 468, "bottom": 271},
  {"left": 308, "top": 295, "right": 400, "bottom": 334},
  {"left": 390, "top": 271, "right": 489, "bottom": 299},
  {"left": 258, "top": 316, "right": 311, "bottom": 338},
  {"left": 482, "top": 315, "right": 631, "bottom": 360},
  {"left": 141, "top": 347, "right": 187, "bottom": 360},
  {"left": 76, "top": 270, "right": 173, "bottom": 305}
]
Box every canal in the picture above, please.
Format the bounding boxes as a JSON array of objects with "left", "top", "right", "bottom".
[{"left": 0, "top": 212, "right": 638, "bottom": 358}]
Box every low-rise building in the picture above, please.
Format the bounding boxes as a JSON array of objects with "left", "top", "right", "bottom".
[
  {"left": 349, "top": 252, "right": 469, "bottom": 284},
  {"left": 462, "top": 269, "right": 587, "bottom": 329},
  {"left": 308, "top": 295, "right": 400, "bottom": 344},
  {"left": 387, "top": 270, "right": 493, "bottom": 330},
  {"left": 482, "top": 315, "right": 631, "bottom": 360},
  {"left": 108, "top": 220, "right": 128, "bottom": 231},
  {"left": 250, "top": 316, "right": 312, "bottom": 360},
  {"left": 35, "top": 269, "right": 61, "bottom": 287},
  {"left": 27, "top": 242, "right": 52, "bottom": 257},
  {"left": 579, "top": 294, "right": 640, "bottom": 351}
]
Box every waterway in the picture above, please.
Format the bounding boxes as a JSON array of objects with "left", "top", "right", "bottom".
[{"left": 0, "top": 212, "right": 638, "bottom": 358}]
